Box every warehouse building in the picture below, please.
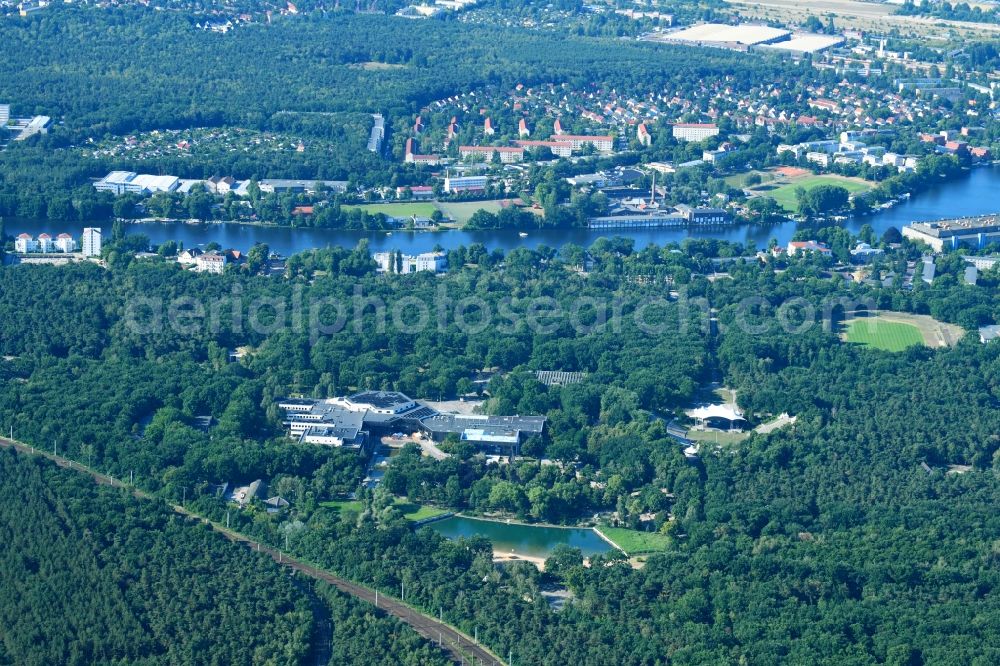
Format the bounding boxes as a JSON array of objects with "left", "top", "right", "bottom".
[
  {"left": 762, "top": 33, "right": 845, "bottom": 54},
  {"left": 666, "top": 23, "right": 791, "bottom": 47},
  {"left": 902, "top": 216, "right": 1000, "bottom": 252}
]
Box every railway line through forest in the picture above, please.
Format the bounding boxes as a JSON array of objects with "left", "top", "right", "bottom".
[{"left": 0, "top": 436, "right": 506, "bottom": 666}]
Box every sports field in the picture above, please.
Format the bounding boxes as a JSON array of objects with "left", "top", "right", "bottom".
[
  {"left": 841, "top": 312, "right": 965, "bottom": 351},
  {"left": 764, "top": 176, "right": 871, "bottom": 212},
  {"left": 843, "top": 319, "right": 924, "bottom": 352}
]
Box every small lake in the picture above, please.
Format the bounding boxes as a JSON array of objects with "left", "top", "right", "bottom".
[
  {"left": 8, "top": 166, "right": 1000, "bottom": 256},
  {"left": 428, "top": 515, "right": 613, "bottom": 559}
]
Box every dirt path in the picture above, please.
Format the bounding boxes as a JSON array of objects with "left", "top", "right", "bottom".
[{"left": 0, "top": 437, "right": 506, "bottom": 666}]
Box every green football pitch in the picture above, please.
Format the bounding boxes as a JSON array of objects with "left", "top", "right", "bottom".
[{"left": 843, "top": 318, "right": 925, "bottom": 352}]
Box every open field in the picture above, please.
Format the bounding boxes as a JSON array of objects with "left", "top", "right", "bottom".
[
  {"left": 396, "top": 503, "right": 451, "bottom": 522},
  {"left": 685, "top": 429, "right": 750, "bottom": 445},
  {"left": 727, "top": 0, "right": 1000, "bottom": 37},
  {"left": 757, "top": 175, "right": 871, "bottom": 212},
  {"left": 319, "top": 499, "right": 448, "bottom": 522},
  {"left": 436, "top": 199, "right": 505, "bottom": 224},
  {"left": 342, "top": 202, "right": 438, "bottom": 218},
  {"left": 724, "top": 170, "right": 774, "bottom": 189},
  {"left": 599, "top": 527, "right": 671, "bottom": 555},
  {"left": 841, "top": 312, "right": 966, "bottom": 350},
  {"left": 319, "top": 499, "right": 364, "bottom": 513}
]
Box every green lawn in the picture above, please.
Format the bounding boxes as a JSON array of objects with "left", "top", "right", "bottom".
[
  {"left": 396, "top": 503, "right": 450, "bottom": 522},
  {"left": 320, "top": 499, "right": 448, "bottom": 522},
  {"left": 843, "top": 318, "right": 925, "bottom": 352},
  {"left": 319, "top": 499, "right": 363, "bottom": 513},
  {"left": 765, "top": 176, "right": 871, "bottom": 212},
  {"left": 685, "top": 429, "right": 750, "bottom": 445},
  {"left": 342, "top": 202, "right": 438, "bottom": 219},
  {"left": 723, "top": 170, "right": 772, "bottom": 188},
  {"left": 599, "top": 527, "right": 671, "bottom": 555}
]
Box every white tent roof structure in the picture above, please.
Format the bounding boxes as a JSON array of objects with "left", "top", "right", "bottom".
[{"left": 686, "top": 404, "right": 746, "bottom": 422}]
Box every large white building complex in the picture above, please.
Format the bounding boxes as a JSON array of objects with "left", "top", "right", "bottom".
[
  {"left": 374, "top": 251, "right": 447, "bottom": 274},
  {"left": 903, "top": 216, "right": 1000, "bottom": 252},
  {"left": 278, "top": 391, "right": 545, "bottom": 455},
  {"left": 15, "top": 231, "right": 88, "bottom": 254},
  {"left": 94, "top": 171, "right": 180, "bottom": 195}
]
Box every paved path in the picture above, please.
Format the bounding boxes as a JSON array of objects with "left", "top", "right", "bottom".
[{"left": 0, "top": 437, "right": 505, "bottom": 666}]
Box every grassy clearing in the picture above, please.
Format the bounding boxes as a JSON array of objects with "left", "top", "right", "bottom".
[
  {"left": 843, "top": 318, "right": 925, "bottom": 352},
  {"left": 600, "top": 527, "right": 671, "bottom": 555},
  {"left": 436, "top": 200, "right": 503, "bottom": 224},
  {"left": 319, "top": 499, "right": 363, "bottom": 513},
  {"left": 397, "top": 503, "right": 450, "bottom": 522},
  {"left": 342, "top": 202, "right": 439, "bottom": 219},
  {"left": 723, "top": 170, "right": 773, "bottom": 188},
  {"left": 685, "top": 429, "right": 750, "bottom": 445},
  {"left": 320, "top": 499, "right": 448, "bottom": 522},
  {"left": 763, "top": 176, "right": 871, "bottom": 212}
]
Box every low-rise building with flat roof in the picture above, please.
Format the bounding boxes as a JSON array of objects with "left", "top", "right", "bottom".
[
  {"left": 278, "top": 393, "right": 545, "bottom": 455},
  {"left": 903, "top": 216, "right": 1000, "bottom": 252}
]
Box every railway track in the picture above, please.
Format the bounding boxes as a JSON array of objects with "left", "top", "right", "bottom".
[{"left": 0, "top": 437, "right": 506, "bottom": 666}]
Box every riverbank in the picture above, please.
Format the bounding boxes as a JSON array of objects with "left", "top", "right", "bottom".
[{"left": 7, "top": 166, "right": 1000, "bottom": 257}]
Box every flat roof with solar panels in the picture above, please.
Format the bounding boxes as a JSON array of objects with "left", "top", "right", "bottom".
[{"left": 535, "top": 371, "right": 586, "bottom": 386}]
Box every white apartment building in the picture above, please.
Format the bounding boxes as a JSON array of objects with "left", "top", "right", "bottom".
[
  {"left": 458, "top": 146, "right": 524, "bottom": 163},
  {"left": 672, "top": 123, "right": 720, "bottom": 142},
  {"left": 195, "top": 251, "right": 227, "bottom": 274},
  {"left": 373, "top": 251, "right": 448, "bottom": 274},
  {"left": 15, "top": 232, "right": 79, "bottom": 254},
  {"left": 14, "top": 234, "right": 37, "bottom": 253},
  {"left": 557, "top": 135, "right": 615, "bottom": 152},
  {"left": 444, "top": 175, "right": 488, "bottom": 193},
  {"left": 82, "top": 228, "right": 102, "bottom": 257},
  {"left": 54, "top": 233, "right": 76, "bottom": 253}
]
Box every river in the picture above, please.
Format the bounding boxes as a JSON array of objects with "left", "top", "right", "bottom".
[
  {"left": 428, "top": 515, "right": 613, "bottom": 559},
  {"left": 8, "top": 167, "right": 1000, "bottom": 256}
]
